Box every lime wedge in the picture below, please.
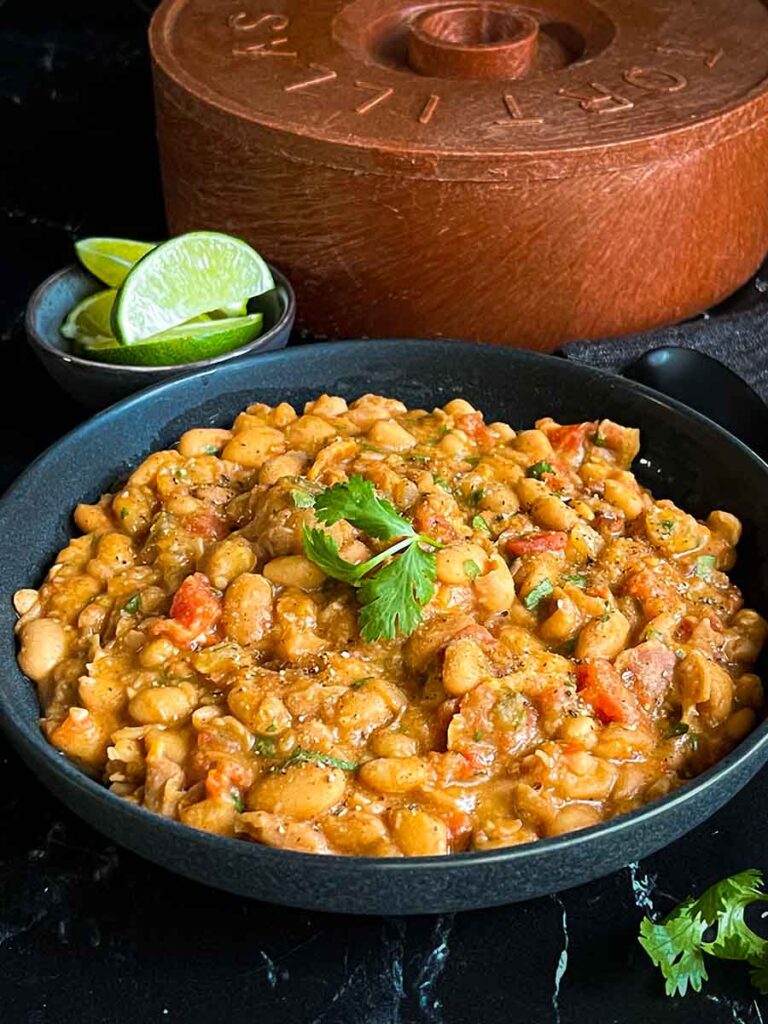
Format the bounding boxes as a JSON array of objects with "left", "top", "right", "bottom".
[
  {"left": 61, "top": 289, "right": 117, "bottom": 340},
  {"left": 112, "top": 232, "right": 273, "bottom": 345},
  {"left": 75, "top": 313, "right": 264, "bottom": 367},
  {"left": 75, "top": 238, "right": 156, "bottom": 287}
]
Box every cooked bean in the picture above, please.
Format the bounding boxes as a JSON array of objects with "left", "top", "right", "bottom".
[
  {"left": 391, "top": 808, "right": 449, "bottom": 855},
  {"left": 436, "top": 541, "right": 488, "bottom": 585},
  {"left": 222, "top": 573, "right": 273, "bottom": 645},
  {"left": 442, "top": 637, "right": 489, "bottom": 696},
  {"left": 178, "top": 428, "right": 232, "bottom": 458},
  {"left": 128, "top": 685, "right": 194, "bottom": 725},
  {"left": 18, "top": 618, "right": 67, "bottom": 682},
  {"left": 203, "top": 536, "right": 256, "bottom": 590},
  {"left": 359, "top": 756, "right": 429, "bottom": 793},
  {"left": 575, "top": 609, "right": 630, "bottom": 661},
  {"left": 222, "top": 426, "right": 286, "bottom": 469},
  {"left": 263, "top": 555, "right": 325, "bottom": 591},
  {"left": 548, "top": 804, "right": 601, "bottom": 836},
  {"left": 258, "top": 450, "right": 310, "bottom": 485},
  {"left": 250, "top": 762, "right": 346, "bottom": 819}
]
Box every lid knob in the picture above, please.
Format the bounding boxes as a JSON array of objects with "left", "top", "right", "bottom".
[{"left": 407, "top": 4, "right": 539, "bottom": 80}]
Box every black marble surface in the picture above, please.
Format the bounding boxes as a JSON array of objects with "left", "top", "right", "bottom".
[{"left": 1, "top": 3, "right": 767, "bottom": 1022}]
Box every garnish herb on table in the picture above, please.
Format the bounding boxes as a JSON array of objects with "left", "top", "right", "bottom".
[{"left": 640, "top": 869, "right": 768, "bottom": 998}]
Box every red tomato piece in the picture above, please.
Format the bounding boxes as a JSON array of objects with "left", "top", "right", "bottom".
[
  {"left": 506, "top": 531, "right": 568, "bottom": 557},
  {"left": 154, "top": 572, "right": 222, "bottom": 647},
  {"left": 455, "top": 412, "right": 495, "bottom": 447},
  {"left": 205, "top": 760, "right": 253, "bottom": 802},
  {"left": 576, "top": 659, "right": 644, "bottom": 726}
]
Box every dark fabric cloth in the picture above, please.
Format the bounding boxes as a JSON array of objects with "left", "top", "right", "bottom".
[{"left": 560, "top": 304, "right": 768, "bottom": 403}]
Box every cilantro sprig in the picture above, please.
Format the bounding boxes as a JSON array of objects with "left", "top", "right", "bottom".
[
  {"left": 639, "top": 869, "right": 768, "bottom": 997},
  {"left": 301, "top": 476, "right": 440, "bottom": 642}
]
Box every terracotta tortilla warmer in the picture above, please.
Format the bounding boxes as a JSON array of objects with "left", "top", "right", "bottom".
[{"left": 150, "top": 0, "right": 768, "bottom": 349}]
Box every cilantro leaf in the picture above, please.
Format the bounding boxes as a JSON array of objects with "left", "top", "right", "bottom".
[
  {"left": 562, "top": 574, "right": 588, "bottom": 588},
  {"left": 639, "top": 908, "right": 709, "bottom": 997},
  {"left": 123, "top": 593, "right": 141, "bottom": 615},
  {"left": 527, "top": 460, "right": 554, "bottom": 479},
  {"left": 312, "top": 476, "right": 414, "bottom": 540},
  {"left": 472, "top": 514, "right": 490, "bottom": 533},
  {"left": 639, "top": 870, "right": 768, "bottom": 998},
  {"left": 291, "top": 489, "right": 315, "bottom": 509},
  {"left": 282, "top": 747, "right": 359, "bottom": 772},
  {"left": 230, "top": 790, "right": 245, "bottom": 812},
  {"left": 524, "top": 578, "right": 553, "bottom": 611},
  {"left": 464, "top": 559, "right": 481, "bottom": 581},
  {"left": 252, "top": 735, "right": 278, "bottom": 758},
  {"left": 301, "top": 526, "right": 366, "bottom": 585},
  {"left": 695, "top": 555, "right": 717, "bottom": 581},
  {"left": 358, "top": 541, "right": 436, "bottom": 641}
]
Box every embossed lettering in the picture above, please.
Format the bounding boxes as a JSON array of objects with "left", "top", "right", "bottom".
[
  {"left": 284, "top": 63, "right": 338, "bottom": 93},
  {"left": 655, "top": 44, "right": 723, "bottom": 70},
  {"left": 353, "top": 81, "right": 394, "bottom": 115},
  {"left": 493, "top": 93, "right": 544, "bottom": 126},
  {"left": 419, "top": 94, "right": 440, "bottom": 124},
  {"left": 623, "top": 66, "right": 687, "bottom": 93},
  {"left": 557, "top": 83, "right": 634, "bottom": 114},
  {"left": 228, "top": 12, "right": 290, "bottom": 33}
]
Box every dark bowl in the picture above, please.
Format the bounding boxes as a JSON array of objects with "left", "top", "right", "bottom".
[
  {"left": 1, "top": 340, "right": 766, "bottom": 915},
  {"left": 24, "top": 263, "right": 296, "bottom": 410}
]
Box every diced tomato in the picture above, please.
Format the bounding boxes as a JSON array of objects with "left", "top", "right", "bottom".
[
  {"left": 443, "top": 809, "right": 473, "bottom": 840},
  {"left": 623, "top": 568, "right": 676, "bottom": 617},
  {"left": 614, "top": 641, "right": 676, "bottom": 711},
  {"left": 205, "top": 759, "right": 253, "bottom": 802},
  {"left": 537, "top": 420, "right": 596, "bottom": 466},
  {"left": 455, "top": 412, "right": 495, "bottom": 448},
  {"left": 412, "top": 498, "right": 459, "bottom": 544},
  {"left": 153, "top": 572, "right": 222, "bottom": 647},
  {"left": 186, "top": 510, "right": 228, "bottom": 541},
  {"left": 576, "top": 659, "right": 644, "bottom": 726},
  {"left": 506, "top": 531, "right": 568, "bottom": 557}
]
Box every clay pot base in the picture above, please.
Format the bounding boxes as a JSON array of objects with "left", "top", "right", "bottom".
[{"left": 151, "top": 0, "right": 768, "bottom": 348}]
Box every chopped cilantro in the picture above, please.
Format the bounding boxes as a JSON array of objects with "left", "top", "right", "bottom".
[
  {"left": 291, "top": 489, "right": 315, "bottom": 509},
  {"left": 231, "top": 791, "right": 245, "bottom": 813},
  {"left": 695, "top": 555, "right": 717, "bottom": 581},
  {"left": 524, "top": 578, "right": 553, "bottom": 611},
  {"left": 252, "top": 735, "right": 278, "bottom": 758},
  {"left": 350, "top": 676, "right": 374, "bottom": 690},
  {"left": 464, "top": 559, "right": 481, "bottom": 582},
  {"left": 659, "top": 519, "right": 676, "bottom": 536},
  {"left": 433, "top": 476, "right": 451, "bottom": 491},
  {"left": 593, "top": 433, "right": 607, "bottom": 447},
  {"left": 203, "top": 444, "right": 220, "bottom": 454},
  {"left": 527, "top": 460, "right": 554, "bottom": 479},
  {"left": 281, "top": 748, "right": 359, "bottom": 772},
  {"left": 123, "top": 593, "right": 141, "bottom": 615},
  {"left": 562, "top": 574, "right": 587, "bottom": 589},
  {"left": 666, "top": 722, "right": 690, "bottom": 738},
  {"left": 473, "top": 730, "right": 485, "bottom": 742},
  {"left": 119, "top": 507, "right": 129, "bottom": 520},
  {"left": 467, "top": 488, "right": 485, "bottom": 508},
  {"left": 472, "top": 514, "right": 490, "bottom": 533}
]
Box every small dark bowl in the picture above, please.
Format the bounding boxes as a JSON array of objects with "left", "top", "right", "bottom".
[
  {"left": 0, "top": 341, "right": 766, "bottom": 915},
  {"left": 25, "top": 263, "right": 296, "bottom": 410}
]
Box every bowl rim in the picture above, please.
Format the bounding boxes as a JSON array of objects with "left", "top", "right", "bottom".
[
  {"left": 24, "top": 262, "right": 297, "bottom": 376},
  {"left": 2, "top": 338, "right": 767, "bottom": 875}
]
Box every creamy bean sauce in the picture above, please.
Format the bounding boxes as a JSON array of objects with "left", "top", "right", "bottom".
[{"left": 14, "top": 395, "right": 767, "bottom": 856}]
